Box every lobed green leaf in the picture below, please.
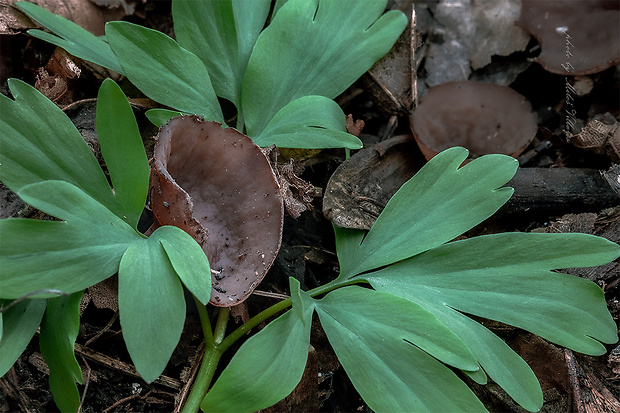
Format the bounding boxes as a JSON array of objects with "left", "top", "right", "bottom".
[
  {"left": 157, "top": 226, "right": 211, "bottom": 305},
  {"left": 364, "top": 232, "right": 619, "bottom": 355},
  {"left": 39, "top": 292, "right": 83, "bottom": 413},
  {"left": 0, "top": 299, "right": 47, "bottom": 377},
  {"left": 433, "top": 303, "right": 543, "bottom": 412},
  {"left": 15, "top": 1, "right": 123, "bottom": 73},
  {"left": 202, "top": 278, "right": 315, "bottom": 413},
  {"left": 172, "top": 0, "right": 271, "bottom": 108},
  {"left": 345, "top": 147, "right": 517, "bottom": 276},
  {"left": 118, "top": 230, "right": 187, "bottom": 383},
  {"left": 332, "top": 225, "right": 366, "bottom": 279},
  {"left": 0, "top": 79, "right": 116, "bottom": 212},
  {"left": 0, "top": 181, "right": 140, "bottom": 299},
  {"left": 145, "top": 109, "right": 183, "bottom": 127},
  {"left": 96, "top": 79, "right": 150, "bottom": 229},
  {"left": 252, "top": 96, "right": 362, "bottom": 149},
  {"left": 105, "top": 21, "right": 224, "bottom": 124},
  {"left": 315, "top": 286, "right": 485, "bottom": 412},
  {"left": 242, "top": 0, "right": 407, "bottom": 135}
]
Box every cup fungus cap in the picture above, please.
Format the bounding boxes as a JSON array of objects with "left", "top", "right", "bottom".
[
  {"left": 517, "top": 0, "right": 620, "bottom": 75},
  {"left": 410, "top": 81, "right": 537, "bottom": 160},
  {"left": 150, "top": 116, "right": 284, "bottom": 307}
]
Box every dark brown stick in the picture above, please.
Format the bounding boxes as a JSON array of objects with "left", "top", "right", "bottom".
[{"left": 500, "top": 167, "right": 619, "bottom": 216}]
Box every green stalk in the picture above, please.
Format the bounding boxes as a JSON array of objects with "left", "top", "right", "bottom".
[
  {"left": 181, "top": 346, "right": 223, "bottom": 413},
  {"left": 182, "top": 278, "right": 364, "bottom": 412},
  {"left": 218, "top": 298, "right": 292, "bottom": 353},
  {"left": 193, "top": 296, "right": 213, "bottom": 348},
  {"left": 235, "top": 110, "right": 245, "bottom": 133},
  {"left": 181, "top": 307, "right": 229, "bottom": 413}
]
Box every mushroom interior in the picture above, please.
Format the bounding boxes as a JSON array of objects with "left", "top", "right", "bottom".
[
  {"left": 517, "top": 0, "right": 620, "bottom": 75},
  {"left": 150, "top": 116, "right": 284, "bottom": 306}
]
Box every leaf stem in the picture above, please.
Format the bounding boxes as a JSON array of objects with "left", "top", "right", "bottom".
[
  {"left": 181, "top": 307, "right": 229, "bottom": 413},
  {"left": 182, "top": 278, "right": 363, "bottom": 411},
  {"left": 218, "top": 297, "right": 292, "bottom": 354},
  {"left": 217, "top": 278, "right": 362, "bottom": 353},
  {"left": 235, "top": 110, "right": 244, "bottom": 133},
  {"left": 181, "top": 346, "right": 223, "bottom": 413},
  {"left": 193, "top": 295, "right": 213, "bottom": 349},
  {"left": 213, "top": 307, "right": 230, "bottom": 346}
]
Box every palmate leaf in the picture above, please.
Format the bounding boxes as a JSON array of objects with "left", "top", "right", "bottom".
[
  {"left": 15, "top": 1, "right": 123, "bottom": 73},
  {"left": 0, "top": 181, "right": 141, "bottom": 299},
  {"left": 315, "top": 287, "right": 486, "bottom": 412},
  {"left": 414, "top": 301, "right": 544, "bottom": 411},
  {"left": 172, "top": 0, "right": 271, "bottom": 108},
  {"left": 202, "top": 279, "right": 314, "bottom": 413},
  {"left": 105, "top": 21, "right": 225, "bottom": 124},
  {"left": 242, "top": 0, "right": 407, "bottom": 135},
  {"left": 363, "top": 232, "right": 619, "bottom": 413},
  {"left": 324, "top": 147, "right": 619, "bottom": 411},
  {"left": 364, "top": 233, "right": 619, "bottom": 356},
  {"left": 341, "top": 147, "right": 518, "bottom": 277},
  {"left": 118, "top": 227, "right": 188, "bottom": 383},
  {"left": 0, "top": 78, "right": 149, "bottom": 228},
  {"left": 0, "top": 299, "right": 47, "bottom": 377},
  {"left": 39, "top": 292, "right": 83, "bottom": 413},
  {"left": 157, "top": 226, "right": 212, "bottom": 305},
  {"left": 0, "top": 79, "right": 116, "bottom": 211},
  {"left": 252, "top": 96, "right": 362, "bottom": 150}
]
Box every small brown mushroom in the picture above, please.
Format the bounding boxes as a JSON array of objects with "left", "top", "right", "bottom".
[
  {"left": 410, "top": 81, "right": 538, "bottom": 160},
  {"left": 150, "top": 116, "right": 284, "bottom": 307},
  {"left": 517, "top": 0, "right": 620, "bottom": 75}
]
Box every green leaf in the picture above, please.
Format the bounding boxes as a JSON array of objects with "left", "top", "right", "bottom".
[
  {"left": 118, "top": 231, "right": 186, "bottom": 383},
  {"left": 202, "top": 278, "right": 315, "bottom": 413},
  {"left": 145, "top": 109, "right": 183, "bottom": 127},
  {"left": 431, "top": 303, "right": 543, "bottom": 412},
  {"left": 106, "top": 21, "right": 224, "bottom": 124},
  {"left": 0, "top": 78, "right": 116, "bottom": 211},
  {"left": 242, "top": 0, "right": 407, "bottom": 135},
  {"left": 252, "top": 96, "right": 362, "bottom": 149},
  {"left": 0, "top": 299, "right": 47, "bottom": 377},
  {"left": 315, "top": 286, "right": 485, "bottom": 412},
  {"left": 96, "top": 79, "right": 149, "bottom": 229},
  {"left": 172, "top": 0, "right": 271, "bottom": 107},
  {"left": 365, "top": 232, "right": 619, "bottom": 355},
  {"left": 344, "top": 147, "right": 517, "bottom": 276},
  {"left": 0, "top": 181, "right": 140, "bottom": 299},
  {"left": 157, "top": 226, "right": 211, "bottom": 305},
  {"left": 15, "top": 2, "right": 123, "bottom": 73},
  {"left": 332, "top": 225, "right": 365, "bottom": 279},
  {"left": 39, "top": 292, "right": 83, "bottom": 413}
]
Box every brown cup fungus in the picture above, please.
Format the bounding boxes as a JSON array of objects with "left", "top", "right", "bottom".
[
  {"left": 410, "top": 81, "right": 537, "bottom": 160},
  {"left": 517, "top": 0, "right": 620, "bottom": 75},
  {"left": 150, "top": 116, "right": 284, "bottom": 306}
]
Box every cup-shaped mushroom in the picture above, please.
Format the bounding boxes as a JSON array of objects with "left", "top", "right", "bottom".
[
  {"left": 150, "top": 116, "right": 284, "bottom": 306},
  {"left": 410, "top": 81, "right": 537, "bottom": 160},
  {"left": 517, "top": 0, "right": 620, "bottom": 75}
]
